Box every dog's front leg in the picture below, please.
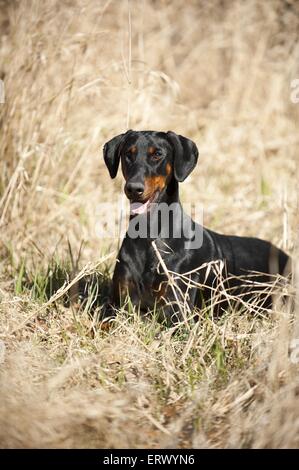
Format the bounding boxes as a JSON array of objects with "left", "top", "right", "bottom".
[
  {"left": 106, "top": 260, "right": 140, "bottom": 311},
  {"left": 100, "top": 263, "right": 140, "bottom": 325},
  {"left": 158, "top": 276, "right": 197, "bottom": 325}
]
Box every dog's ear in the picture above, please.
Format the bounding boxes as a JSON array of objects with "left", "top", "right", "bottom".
[
  {"left": 103, "top": 130, "right": 132, "bottom": 179},
  {"left": 166, "top": 131, "right": 198, "bottom": 182}
]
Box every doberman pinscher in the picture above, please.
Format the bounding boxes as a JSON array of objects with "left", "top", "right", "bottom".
[{"left": 103, "top": 130, "right": 290, "bottom": 323}]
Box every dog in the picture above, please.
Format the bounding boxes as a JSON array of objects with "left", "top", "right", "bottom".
[{"left": 102, "top": 130, "right": 290, "bottom": 323}]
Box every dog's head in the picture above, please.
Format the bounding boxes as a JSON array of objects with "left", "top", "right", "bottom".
[{"left": 103, "top": 130, "right": 198, "bottom": 215}]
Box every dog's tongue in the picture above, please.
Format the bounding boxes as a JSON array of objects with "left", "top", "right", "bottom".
[{"left": 130, "top": 199, "right": 150, "bottom": 215}]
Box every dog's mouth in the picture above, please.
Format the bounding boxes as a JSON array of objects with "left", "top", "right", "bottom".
[{"left": 130, "top": 192, "right": 159, "bottom": 216}]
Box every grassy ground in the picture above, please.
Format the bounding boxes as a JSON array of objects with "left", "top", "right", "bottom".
[{"left": 0, "top": 0, "right": 299, "bottom": 448}]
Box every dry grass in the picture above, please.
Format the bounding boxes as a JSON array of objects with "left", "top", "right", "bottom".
[{"left": 1, "top": 0, "right": 299, "bottom": 448}]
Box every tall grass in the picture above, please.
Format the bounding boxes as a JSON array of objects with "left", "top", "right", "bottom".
[{"left": 0, "top": 0, "right": 299, "bottom": 448}]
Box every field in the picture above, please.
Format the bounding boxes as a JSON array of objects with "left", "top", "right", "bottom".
[{"left": 0, "top": 0, "right": 299, "bottom": 448}]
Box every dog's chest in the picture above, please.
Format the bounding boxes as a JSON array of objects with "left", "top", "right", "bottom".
[{"left": 138, "top": 253, "right": 169, "bottom": 308}]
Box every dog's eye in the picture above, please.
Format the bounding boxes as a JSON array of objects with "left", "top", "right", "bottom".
[
  {"left": 125, "top": 151, "right": 132, "bottom": 160},
  {"left": 152, "top": 150, "right": 162, "bottom": 159}
]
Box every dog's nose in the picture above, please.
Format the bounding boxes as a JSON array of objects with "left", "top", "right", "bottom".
[{"left": 125, "top": 181, "right": 145, "bottom": 199}]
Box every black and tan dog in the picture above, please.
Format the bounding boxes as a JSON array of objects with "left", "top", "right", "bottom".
[{"left": 103, "top": 130, "right": 290, "bottom": 323}]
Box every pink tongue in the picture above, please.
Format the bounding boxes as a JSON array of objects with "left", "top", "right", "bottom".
[{"left": 130, "top": 199, "right": 150, "bottom": 215}]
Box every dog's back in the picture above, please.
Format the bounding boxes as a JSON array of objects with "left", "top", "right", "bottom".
[{"left": 195, "top": 228, "right": 291, "bottom": 312}]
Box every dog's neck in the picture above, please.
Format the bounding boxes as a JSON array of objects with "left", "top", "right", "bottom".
[{"left": 163, "top": 177, "right": 180, "bottom": 205}]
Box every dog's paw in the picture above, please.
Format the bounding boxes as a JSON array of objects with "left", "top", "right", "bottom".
[{"left": 98, "top": 302, "right": 116, "bottom": 331}]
